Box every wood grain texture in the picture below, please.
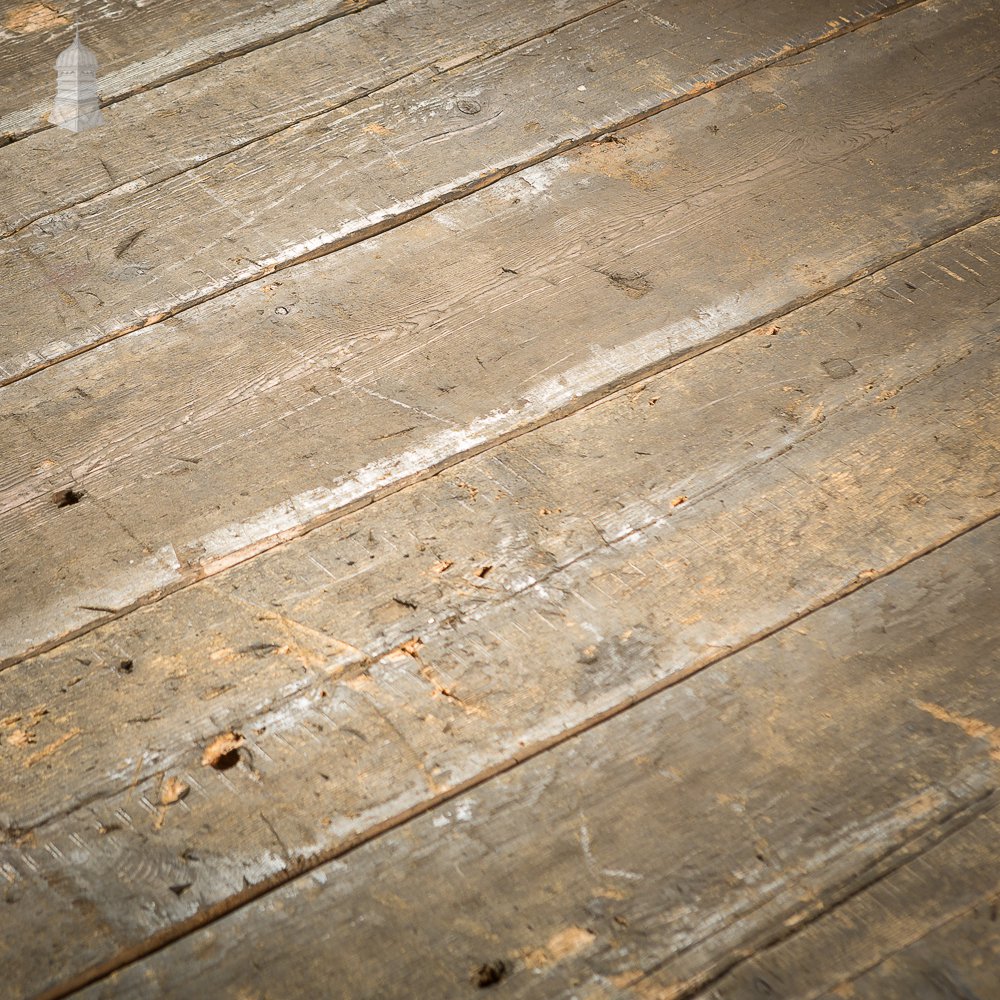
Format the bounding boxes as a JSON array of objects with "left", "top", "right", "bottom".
[
  {"left": 2, "top": 0, "right": 997, "bottom": 665},
  {"left": 0, "top": 0, "right": 626, "bottom": 239},
  {"left": 74, "top": 517, "right": 1000, "bottom": 999},
  {"left": 0, "top": 0, "right": 925, "bottom": 383},
  {"left": 2, "top": 214, "right": 998, "bottom": 998},
  {"left": 0, "top": 0, "right": 384, "bottom": 144},
  {"left": 700, "top": 806, "right": 1000, "bottom": 998},
  {"left": 817, "top": 893, "right": 1000, "bottom": 1000}
]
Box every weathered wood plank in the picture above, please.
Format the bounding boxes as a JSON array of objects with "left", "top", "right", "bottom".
[
  {"left": 0, "top": 0, "right": 384, "bottom": 145},
  {"left": 3, "top": 215, "right": 999, "bottom": 998},
  {"left": 814, "top": 895, "right": 1000, "bottom": 1000},
  {"left": 0, "top": 0, "right": 627, "bottom": 239},
  {"left": 2, "top": 0, "right": 997, "bottom": 665},
  {"left": 0, "top": 0, "right": 926, "bottom": 383},
  {"left": 73, "top": 518, "right": 1000, "bottom": 999},
  {"left": 701, "top": 803, "right": 1000, "bottom": 998}
]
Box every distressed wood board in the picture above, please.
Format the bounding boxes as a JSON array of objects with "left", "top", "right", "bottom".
[
  {"left": 2, "top": 0, "right": 999, "bottom": 994},
  {"left": 74, "top": 517, "right": 1000, "bottom": 998},
  {"left": 0, "top": 0, "right": 633, "bottom": 238},
  {"left": 807, "top": 892, "right": 1000, "bottom": 1000},
  {"left": 1, "top": 0, "right": 997, "bottom": 666},
  {"left": 0, "top": 0, "right": 927, "bottom": 382},
  {"left": 0, "top": 0, "right": 384, "bottom": 144},
  {"left": 702, "top": 802, "right": 1000, "bottom": 998},
  {"left": 2, "top": 214, "right": 998, "bottom": 997}
]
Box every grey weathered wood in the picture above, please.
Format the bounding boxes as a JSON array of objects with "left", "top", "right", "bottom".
[
  {"left": 74, "top": 518, "right": 1000, "bottom": 999},
  {"left": 2, "top": 0, "right": 997, "bottom": 666},
  {"left": 0, "top": 0, "right": 923, "bottom": 383},
  {"left": 0, "top": 0, "right": 626, "bottom": 239},
  {"left": 0, "top": 0, "right": 384, "bottom": 145},
  {"left": 3, "top": 215, "right": 999, "bottom": 998},
  {"left": 701, "top": 804, "right": 1000, "bottom": 999},
  {"left": 815, "top": 894, "right": 1000, "bottom": 1000}
]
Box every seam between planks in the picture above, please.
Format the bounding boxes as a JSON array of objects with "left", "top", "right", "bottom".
[
  {"left": 0, "top": 0, "right": 927, "bottom": 390},
  {"left": 43, "top": 509, "right": 1000, "bottom": 1000},
  {"left": 6, "top": 303, "right": 995, "bottom": 838},
  {"left": 0, "top": 1, "right": 392, "bottom": 149},
  {"left": 821, "top": 880, "right": 1000, "bottom": 997},
  {"left": 655, "top": 790, "right": 1000, "bottom": 998},
  {"left": 0, "top": 0, "right": 631, "bottom": 241},
  {"left": 2, "top": 203, "right": 995, "bottom": 677}
]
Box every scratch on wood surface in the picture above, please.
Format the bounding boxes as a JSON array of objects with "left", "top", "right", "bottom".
[
  {"left": 23, "top": 727, "right": 81, "bottom": 768},
  {"left": 916, "top": 700, "right": 1000, "bottom": 760}
]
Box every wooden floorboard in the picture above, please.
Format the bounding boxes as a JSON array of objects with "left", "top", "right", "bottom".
[
  {"left": 73, "top": 517, "right": 1000, "bottom": 999},
  {"left": 813, "top": 893, "right": 1000, "bottom": 1000},
  {"left": 0, "top": 0, "right": 924, "bottom": 383},
  {"left": 0, "top": 0, "right": 628, "bottom": 239},
  {"left": 0, "top": 0, "right": 385, "bottom": 145},
  {"left": 2, "top": 0, "right": 997, "bottom": 666},
  {"left": 700, "top": 803, "right": 1000, "bottom": 999},
  {"left": 3, "top": 0, "right": 997, "bottom": 994},
  {"left": 2, "top": 215, "right": 998, "bottom": 997}
]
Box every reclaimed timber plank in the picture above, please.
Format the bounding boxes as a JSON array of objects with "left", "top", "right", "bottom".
[
  {"left": 1, "top": 0, "right": 997, "bottom": 664},
  {"left": 0, "top": 0, "right": 385, "bottom": 146},
  {"left": 701, "top": 806, "right": 1000, "bottom": 999},
  {"left": 2, "top": 215, "right": 999, "bottom": 998},
  {"left": 73, "top": 518, "right": 1000, "bottom": 999},
  {"left": 0, "top": 0, "right": 927, "bottom": 383},
  {"left": 0, "top": 0, "right": 630, "bottom": 239},
  {"left": 811, "top": 894, "right": 1000, "bottom": 1000}
]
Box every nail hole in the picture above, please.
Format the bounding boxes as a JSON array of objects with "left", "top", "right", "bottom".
[
  {"left": 211, "top": 749, "right": 241, "bottom": 771},
  {"left": 116, "top": 659, "right": 134, "bottom": 674},
  {"left": 473, "top": 961, "right": 506, "bottom": 988},
  {"left": 52, "top": 488, "right": 84, "bottom": 508}
]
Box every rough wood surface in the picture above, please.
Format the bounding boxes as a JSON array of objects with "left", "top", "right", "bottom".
[
  {"left": 0, "top": 0, "right": 626, "bottom": 238},
  {"left": 0, "top": 0, "right": 383, "bottom": 145},
  {"left": 814, "top": 891, "right": 1000, "bottom": 1000},
  {"left": 2, "top": 0, "right": 997, "bottom": 666},
  {"left": 0, "top": 0, "right": 924, "bottom": 383},
  {"left": 75, "top": 518, "right": 1000, "bottom": 999},
  {"left": 701, "top": 804, "right": 1000, "bottom": 998},
  {"left": 2, "top": 215, "right": 998, "bottom": 998}
]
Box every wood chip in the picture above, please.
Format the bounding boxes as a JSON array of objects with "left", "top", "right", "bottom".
[
  {"left": 671, "top": 495, "right": 688, "bottom": 507},
  {"left": 160, "top": 776, "right": 190, "bottom": 806},
  {"left": 430, "top": 559, "right": 454, "bottom": 574},
  {"left": 201, "top": 732, "right": 244, "bottom": 769}
]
